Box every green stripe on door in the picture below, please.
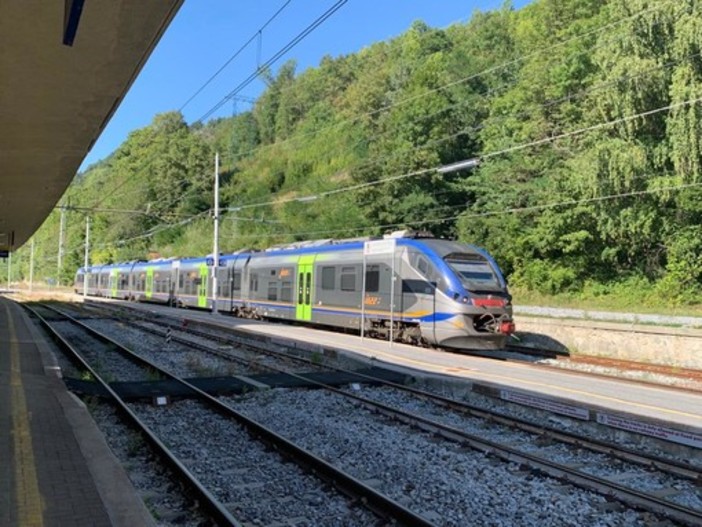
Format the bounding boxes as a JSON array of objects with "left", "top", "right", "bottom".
[
  {"left": 295, "top": 255, "right": 315, "bottom": 321},
  {"left": 110, "top": 269, "right": 118, "bottom": 297},
  {"left": 145, "top": 267, "right": 154, "bottom": 299},
  {"left": 198, "top": 263, "right": 208, "bottom": 308}
]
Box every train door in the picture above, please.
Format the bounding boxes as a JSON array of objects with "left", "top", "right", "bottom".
[
  {"left": 128, "top": 261, "right": 139, "bottom": 300},
  {"left": 228, "top": 256, "right": 240, "bottom": 312},
  {"left": 198, "top": 263, "right": 208, "bottom": 308},
  {"left": 170, "top": 262, "right": 180, "bottom": 305},
  {"left": 145, "top": 267, "right": 154, "bottom": 300},
  {"left": 404, "top": 252, "right": 438, "bottom": 344},
  {"left": 110, "top": 269, "right": 118, "bottom": 297},
  {"left": 295, "top": 255, "right": 314, "bottom": 321}
]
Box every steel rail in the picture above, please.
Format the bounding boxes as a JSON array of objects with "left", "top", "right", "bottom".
[
  {"left": 84, "top": 302, "right": 702, "bottom": 525},
  {"left": 23, "top": 303, "right": 242, "bottom": 527},
  {"left": 86, "top": 300, "right": 702, "bottom": 481},
  {"left": 34, "top": 302, "right": 437, "bottom": 527}
]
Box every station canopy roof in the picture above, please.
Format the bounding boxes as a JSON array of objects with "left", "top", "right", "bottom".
[{"left": 0, "top": 0, "right": 184, "bottom": 255}]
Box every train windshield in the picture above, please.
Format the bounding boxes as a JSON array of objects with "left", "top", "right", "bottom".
[{"left": 444, "top": 253, "right": 501, "bottom": 291}]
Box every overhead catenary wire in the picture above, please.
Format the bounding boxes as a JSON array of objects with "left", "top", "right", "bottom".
[
  {"left": 65, "top": 61, "right": 700, "bottom": 259},
  {"left": 93, "top": 209, "right": 213, "bottom": 249},
  {"left": 87, "top": 0, "right": 682, "bottom": 217},
  {"left": 223, "top": 181, "right": 702, "bottom": 243},
  {"left": 258, "top": 47, "right": 702, "bottom": 185},
  {"left": 196, "top": 0, "right": 348, "bottom": 123},
  {"left": 84, "top": 1, "right": 346, "bottom": 211},
  {"left": 79, "top": 163, "right": 215, "bottom": 223},
  {"left": 364, "top": 166, "right": 695, "bottom": 228},
  {"left": 57, "top": 206, "right": 281, "bottom": 259},
  {"left": 179, "top": 0, "right": 294, "bottom": 112},
  {"left": 279, "top": 46, "right": 702, "bottom": 212},
  {"left": 222, "top": 0, "right": 684, "bottom": 164},
  {"left": 45, "top": 0, "right": 700, "bottom": 264},
  {"left": 222, "top": 94, "right": 702, "bottom": 214},
  {"left": 17, "top": 172, "right": 701, "bottom": 274}
]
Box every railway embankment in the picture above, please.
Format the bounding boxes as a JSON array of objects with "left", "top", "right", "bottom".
[{"left": 514, "top": 306, "right": 702, "bottom": 369}]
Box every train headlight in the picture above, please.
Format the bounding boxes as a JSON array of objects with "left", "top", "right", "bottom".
[{"left": 500, "top": 321, "right": 516, "bottom": 334}]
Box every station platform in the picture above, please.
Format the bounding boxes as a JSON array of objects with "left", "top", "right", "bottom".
[{"left": 0, "top": 295, "right": 153, "bottom": 527}]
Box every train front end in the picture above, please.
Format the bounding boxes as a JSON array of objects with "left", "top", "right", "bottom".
[{"left": 419, "top": 239, "right": 514, "bottom": 351}]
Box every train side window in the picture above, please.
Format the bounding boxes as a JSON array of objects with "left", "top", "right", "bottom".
[
  {"left": 250, "top": 273, "right": 258, "bottom": 292},
  {"left": 321, "top": 267, "right": 335, "bottom": 290},
  {"left": 268, "top": 283, "right": 277, "bottom": 301},
  {"left": 365, "top": 265, "right": 379, "bottom": 293},
  {"left": 281, "top": 281, "right": 293, "bottom": 302},
  {"left": 403, "top": 279, "right": 435, "bottom": 294},
  {"left": 233, "top": 272, "right": 241, "bottom": 291},
  {"left": 417, "top": 258, "right": 428, "bottom": 276},
  {"left": 340, "top": 266, "right": 356, "bottom": 291}
]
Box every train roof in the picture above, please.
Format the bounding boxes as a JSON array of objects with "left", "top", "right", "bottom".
[{"left": 76, "top": 230, "right": 496, "bottom": 272}]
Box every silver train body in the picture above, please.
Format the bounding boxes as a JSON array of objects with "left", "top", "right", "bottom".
[{"left": 75, "top": 231, "right": 515, "bottom": 350}]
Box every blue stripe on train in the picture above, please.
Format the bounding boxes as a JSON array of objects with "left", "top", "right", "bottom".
[{"left": 245, "top": 301, "right": 455, "bottom": 322}]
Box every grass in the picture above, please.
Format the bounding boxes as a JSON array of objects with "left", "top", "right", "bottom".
[{"left": 511, "top": 284, "right": 702, "bottom": 318}]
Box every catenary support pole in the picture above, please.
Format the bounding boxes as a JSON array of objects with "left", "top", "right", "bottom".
[
  {"left": 212, "top": 152, "right": 220, "bottom": 314},
  {"left": 361, "top": 251, "right": 366, "bottom": 341},
  {"left": 29, "top": 238, "right": 35, "bottom": 293},
  {"left": 389, "top": 249, "right": 395, "bottom": 346},
  {"left": 83, "top": 216, "right": 90, "bottom": 298},
  {"left": 58, "top": 204, "right": 66, "bottom": 285}
]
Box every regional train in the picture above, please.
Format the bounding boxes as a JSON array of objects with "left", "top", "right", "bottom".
[{"left": 74, "top": 230, "right": 515, "bottom": 350}]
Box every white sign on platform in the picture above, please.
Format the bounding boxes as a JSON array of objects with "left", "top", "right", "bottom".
[
  {"left": 500, "top": 389, "right": 590, "bottom": 420},
  {"left": 596, "top": 413, "right": 702, "bottom": 449},
  {"left": 364, "top": 239, "right": 396, "bottom": 256}
]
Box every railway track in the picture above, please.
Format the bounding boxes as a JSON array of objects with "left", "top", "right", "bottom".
[
  {"left": 51, "top": 300, "right": 702, "bottom": 525},
  {"left": 26, "top": 302, "right": 434, "bottom": 526}
]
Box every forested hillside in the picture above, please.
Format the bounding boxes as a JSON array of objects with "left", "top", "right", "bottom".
[{"left": 15, "top": 0, "right": 702, "bottom": 305}]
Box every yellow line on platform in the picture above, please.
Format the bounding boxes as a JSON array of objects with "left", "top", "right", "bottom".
[{"left": 7, "top": 304, "right": 45, "bottom": 527}]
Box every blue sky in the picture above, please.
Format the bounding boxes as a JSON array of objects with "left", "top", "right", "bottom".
[{"left": 80, "top": 0, "right": 530, "bottom": 171}]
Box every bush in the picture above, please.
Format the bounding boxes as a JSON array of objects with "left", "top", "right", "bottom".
[
  {"left": 511, "top": 259, "right": 578, "bottom": 295},
  {"left": 577, "top": 276, "right": 656, "bottom": 308},
  {"left": 656, "top": 227, "right": 702, "bottom": 305}
]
